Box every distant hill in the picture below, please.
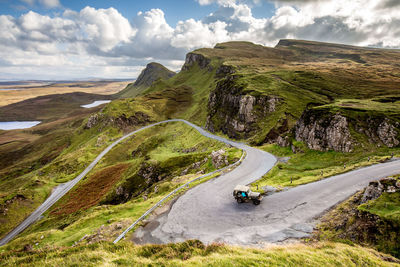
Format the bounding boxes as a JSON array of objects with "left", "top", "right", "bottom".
[
  {"left": 115, "top": 62, "right": 175, "bottom": 98},
  {"left": 0, "top": 92, "right": 110, "bottom": 122}
]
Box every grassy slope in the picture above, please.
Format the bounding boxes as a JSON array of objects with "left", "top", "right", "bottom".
[
  {"left": 0, "top": 118, "right": 239, "bottom": 248},
  {"left": 359, "top": 191, "right": 400, "bottom": 223},
  {"left": 1, "top": 241, "right": 398, "bottom": 266},
  {"left": 142, "top": 63, "right": 217, "bottom": 125}
]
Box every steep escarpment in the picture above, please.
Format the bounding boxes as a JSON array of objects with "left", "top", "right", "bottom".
[
  {"left": 295, "top": 107, "right": 400, "bottom": 152},
  {"left": 205, "top": 75, "right": 281, "bottom": 139},
  {"left": 121, "top": 40, "right": 400, "bottom": 151},
  {"left": 134, "top": 62, "right": 176, "bottom": 88},
  {"left": 179, "top": 40, "right": 400, "bottom": 151},
  {"left": 116, "top": 62, "right": 175, "bottom": 98},
  {"left": 182, "top": 52, "right": 212, "bottom": 71},
  {"left": 295, "top": 110, "right": 354, "bottom": 152}
]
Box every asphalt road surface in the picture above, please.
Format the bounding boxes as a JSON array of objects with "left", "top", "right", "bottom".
[{"left": 134, "top": 154, "right": 400, "bottom": 245}]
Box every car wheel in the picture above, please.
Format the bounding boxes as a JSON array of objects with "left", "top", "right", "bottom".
[
  {"left": 252, "top": 199, "right": 260, "bottom": 205},
  {"left": 237, "top": 198, "right": 243, "bottom": 203}
]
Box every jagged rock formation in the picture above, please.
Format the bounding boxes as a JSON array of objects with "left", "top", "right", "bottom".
[
  {"left": 206, "top": 76, "right": 281, "bottom": 138},
  {"left": 295, "top": 110, "right": 353, "bottom": 152},
  {"left": 84, "top": 112, "right": 151, "bottom": 130},
  {"left": 295, "top": 108, "right": 400, "bottom": 152},
  {"left": 361, "top": 178, "right": 400, "bottom": 204},
  {"left": 116, "top": 62, "right": 175, "bottom": 98},
  {"left": 355, "top": 118, "right": 400, "bottom": 148},
  {"left": 316, "top": 176, "right": 400, "bottom": 258},
  {"left": 211, "top": 149, "right": 229, "bottom": 168},
  {"left": 182, "top": 53, "right": 211, "bottom": 71}
]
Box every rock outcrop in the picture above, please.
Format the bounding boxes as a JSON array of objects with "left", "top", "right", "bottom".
[
  {"left": 355, "top": 117, "right": 400, "bottom": 148},
  {"left": 295, "top": 110, "right": 353, "bottom": 152},
  {"left": 181, "top": 52, "right": 211, "bottom": 71},
  {"left": 133, "top": 62, "right": 175, "bottom": 88},
  {"left": 376, "top": 119, "right": 399, "bottom": 147},
  {"left": 85, "top": 112, "right": 151, "bottom": 130},
  {"left": 85, "top": 114, "right": 101, "bottom": 129},
  {"left": 116, "top": 62, "right": 175, "bottom": 98},
  {"left": 206, "top": 76, "right": 281, "bottom": 138},
  {"left": 211, "top": 149, "right": 229, "bottom": 168},
  {"left": 361, "top": 178, "right": 400, "bottom": 204}
]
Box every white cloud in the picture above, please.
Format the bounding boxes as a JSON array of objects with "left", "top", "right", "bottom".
[
  {"left": 79, "top": 6, "right": 135, "bottom": 52},
  {"left": 1, "top": 1, "right": 400, "bottom": 80}
]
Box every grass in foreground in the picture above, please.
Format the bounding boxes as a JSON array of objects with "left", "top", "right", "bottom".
[{"left": 0, "top": 240, "right": 398, "bottom": 267}]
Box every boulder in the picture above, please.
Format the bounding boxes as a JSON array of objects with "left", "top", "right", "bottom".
[
  {"left": 85, "top": 114, "right": 99, "bottom": 129},
  {"left": 211, "top": 149, "right": 228, "bottom": 168},
  {"left": 361, "top": 181, "right": 383, "bottom": 204}
]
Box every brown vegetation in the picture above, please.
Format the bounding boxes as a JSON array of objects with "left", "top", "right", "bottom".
[{"left": 51, "top": 163, "right": 130, "bottom": 215}]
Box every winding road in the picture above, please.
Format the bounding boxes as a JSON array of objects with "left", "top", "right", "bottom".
[
  {"left": 135, "top": 157, "right": 400, "bottom": 245},
  {"left": 2, "top": 118, "right": 400, "bottom": 247},
  {"left": 0, "top": 119, "right": 211, "bottom": 246}
]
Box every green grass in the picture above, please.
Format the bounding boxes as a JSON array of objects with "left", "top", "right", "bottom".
[
  {"left": 359, "top": 192, "right": 400, "bottom": 223},
  {"left": 0, "top": 121, "right": 240, "bottom": 249},
  {"left": 0, "top": 240, "right": 398, "bottom": 266}
]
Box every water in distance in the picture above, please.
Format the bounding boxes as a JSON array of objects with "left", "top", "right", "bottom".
[
  {"left": 81, "top": 100, "right": 111, "bottom": 108},
  {"left": 0, "top": 121, "right": 41, "bottom": 130}
]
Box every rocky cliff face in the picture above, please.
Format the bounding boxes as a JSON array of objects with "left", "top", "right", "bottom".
[
  {"left": 295, "top": 109, "right": 400, "bottom": 152},
  {"left": 295, "top": 110, "right": 354, "bottom": 152},
  {"left": 206, "top": 76, "right": 280, "bottom": 138},
  {"left": 84, "top": 111, "right": 151, "bottom": 130},
  {"left": 181, "top": 52, "right": 211, "bottom": 71},
  {"left": 355, "top": 118, "right": 400, "bottom": 148}
]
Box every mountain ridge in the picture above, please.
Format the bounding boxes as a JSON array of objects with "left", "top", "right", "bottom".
[{"left": 116, "top": 62, "right": 175, "bottom": 98}]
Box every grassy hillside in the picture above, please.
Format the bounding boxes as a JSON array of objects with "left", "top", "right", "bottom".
[
  {"left": 250, "top": 142, "right": 400, "bottom": 190},
  {"left": 1, "top": 241, "right": 398, "bottom": 266},
  {"left": 0, "top": 103, "right": 239, "bottom": 247}
]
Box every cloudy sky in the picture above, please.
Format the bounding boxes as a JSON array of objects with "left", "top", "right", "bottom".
[{"left": 0, "top": 0, "right": 399, "bottom": 80}]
